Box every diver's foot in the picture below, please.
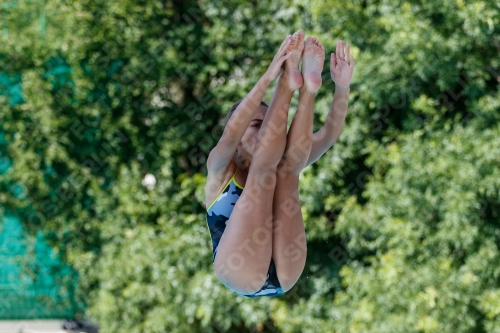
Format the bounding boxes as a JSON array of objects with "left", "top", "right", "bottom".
[
  {"left": 283, "top": 30, "right": 305, "bottom": 91},
  {"left": 301, "top": 36, "right": 325, "bottom": 94}
]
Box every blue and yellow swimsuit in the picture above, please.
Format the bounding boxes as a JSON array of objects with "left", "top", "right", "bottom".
[{"left": 206, "top": 166, "right": 284, "bottom": 298}]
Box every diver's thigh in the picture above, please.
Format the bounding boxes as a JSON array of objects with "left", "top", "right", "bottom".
[
  {"left": 271, "top": 171, "right": 307, "bottom": 292},
  {"left": 213, "top": 169, "right": 276, "bottom": 294}
]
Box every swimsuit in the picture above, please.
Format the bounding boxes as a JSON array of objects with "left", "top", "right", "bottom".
[{"left": 206, "top": 166, "right": 284, "bottom": 298}]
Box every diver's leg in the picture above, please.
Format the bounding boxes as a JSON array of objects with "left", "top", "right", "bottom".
[
  {"left": 213, "top": 31, "right": 305, "bottom": 295},
  {"left": 271, "top": 172, "right": 306, "bottom": 292},
  {"left": 271, "top": 37, "right": 325, "bottom": 291}
]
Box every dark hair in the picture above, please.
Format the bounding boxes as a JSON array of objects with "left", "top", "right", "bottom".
[{"left": 224, "top": 100, "right": 269, "bottom": 126}]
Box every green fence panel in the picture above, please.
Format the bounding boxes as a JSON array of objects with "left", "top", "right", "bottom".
[
  {"left": 0, "top": 60, "right": 80, "bottom": 319},
  {"left": 0, "top": 216, "right": 78, "bottom": 319}
]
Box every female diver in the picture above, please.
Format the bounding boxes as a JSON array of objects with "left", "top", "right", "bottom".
[{"left": 205, "top": 30, "right": 355, "bottom": 297}]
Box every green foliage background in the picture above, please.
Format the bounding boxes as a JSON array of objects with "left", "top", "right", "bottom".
[{"left": 1, "top": 0, "right": 499, "bottom": 332}]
